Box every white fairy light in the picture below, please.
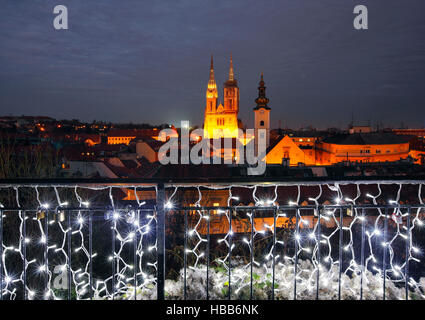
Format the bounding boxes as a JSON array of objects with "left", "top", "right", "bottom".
[
  {"left": 412, "top": 246, "right": 420, "bottom": 254},
  {"left": 0, "top": 182, "right": 424, "bottom": 300}
]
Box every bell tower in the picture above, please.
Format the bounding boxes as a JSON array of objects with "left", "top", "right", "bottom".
[
  {"left": 223, "top": 54, "right": 239, "bottom": 112},
  {"left": 254, "top": 72, "right": 271, "bottom": 149}
]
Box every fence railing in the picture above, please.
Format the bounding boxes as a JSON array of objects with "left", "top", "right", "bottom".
[{"left": 0, "top": 178, "right": 424, "bottom": 300}]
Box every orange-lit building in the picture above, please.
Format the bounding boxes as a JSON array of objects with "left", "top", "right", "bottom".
[
  {"left": 393, "top": 128, "right": 425, "bottom": 139},
  {"left": 315, "top": 133, "right": 411, "bottom": 165},
  {"left": 203, "top": 55, "right": 240, "bottom": 139},
  {"left": 265, "top": 135, "right": 316, "bottom": 165},
  {"left": 107, "top": 128, "right": 161, "bottom": 145},
  {"left": 265, "top": 132, "right": 412, "bottom": 166},
  {"left": 107, "top": 130, "right": 136, "bottom": 145}
]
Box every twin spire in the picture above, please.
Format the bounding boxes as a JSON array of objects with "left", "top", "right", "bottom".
[
  {"left": 209, "top": 54, "right": 235, "bottom": 83},
  {"left": 228, "top": 53, "right": 234, "bottom": 81}
]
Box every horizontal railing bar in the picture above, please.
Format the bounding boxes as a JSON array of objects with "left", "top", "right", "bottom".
[
  {"left": 172, "top": 205, "right": 425, "bottom": 210},
  {"left": 0, "top": 207, "right": 155, "bottom": 211},
  {"left": 0, "top": 176, "right": 424, "bottom": 187},
  {"left": 1, "top": 205, "right": 424, "bottom": 212}
]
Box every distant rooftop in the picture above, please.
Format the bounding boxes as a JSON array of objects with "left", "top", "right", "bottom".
[{"left": 322, "top": 133, "right": 412, "bottom": 145}]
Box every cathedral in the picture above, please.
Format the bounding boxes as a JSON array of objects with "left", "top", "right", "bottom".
[
  {"left": 203, "top": 54, "right": 272, "bottom": 156},
  {"left": 203, "top": 55, "right": 241, "bottom": 139}
]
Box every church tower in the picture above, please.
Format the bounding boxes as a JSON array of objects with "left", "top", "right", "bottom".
[
  {"left": 203, "top": 55, "right": 240, "bottom": 139},
  {"left": 205, "top": 55, "right": 218, "bottom": 114},
  {"left": 223, "top": 54, "right": 239, "bottom": 113},
  {"left": 254, "top": 72, "right": 271, "bottom": 150}
]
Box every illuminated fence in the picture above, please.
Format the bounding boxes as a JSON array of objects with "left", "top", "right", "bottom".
[{"left": 0, "top": 178, "right": 424, "bottom": 300}]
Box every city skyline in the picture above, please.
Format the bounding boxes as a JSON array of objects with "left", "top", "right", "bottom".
[{"left": 1, "top": 0, "right": 425, "bottom": 129}]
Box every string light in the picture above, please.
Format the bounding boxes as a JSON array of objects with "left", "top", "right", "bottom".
[{"left": 0, "top": 181, "right": 424, "bottom": 300}]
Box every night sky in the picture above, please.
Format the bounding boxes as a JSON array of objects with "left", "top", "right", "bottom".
[{"left": 1, "top": 0, "right": 425, "bottom": 129}]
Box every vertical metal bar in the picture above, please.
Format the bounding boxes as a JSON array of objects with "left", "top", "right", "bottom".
[
  {"left": 338, "top": 207, "right": 343, "bottom": 300},
  {"left": 184, "top": 210, "right": 187, "bottom": 300},
  {"left": 316, "top": 208, "right": 321, "bottom": 300},
  {"left": 0, "top": 209, "right": 2, "bottom": 301},
  {"left": 360, "top": 208, "right": 366, "bottom": 300},
  {"left": 250, "top": 210, "right": 254, "bottom": 300},
  {"left": 228, "top": 209, "right": 232, "bottom": 300},
  {"left": 44, "top": 210, "right": 49, "bottom": 300},
  {"left": 112, "top": 216, "right": 116, "bottom": 300},
  {"left": 405, "top": 207, "right": 411, "bottom": 300},
  {"left": 133, "top": 210, "right": 138, "bottom": 301},
  {"left": 89, "top": 211, "right": 93, "bottom": 300},
  {"left": 156, "top": 183, "right": 166, "bottom": 300},
  {"left": 294, "top": 208, "right": 299, "bottom": 300},
  {"left": 23, "top": 211, "right": 27, "bottom": 300},
  {"left": 206, "top": 210, "right": 210, "bottom": 301},
  {"left": 383, "top": 208, "right": 388, "bottom": 301},
  {"left": 272, "top": 207, "right": 276, "bottom": 300},
  {"left": 67, "top": 210, "right": 72, "bottom": 300}
]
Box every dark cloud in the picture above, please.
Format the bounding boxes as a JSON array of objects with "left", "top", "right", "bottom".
[{"left": 0, "top": 0, "right": 424, "bottom": 128}]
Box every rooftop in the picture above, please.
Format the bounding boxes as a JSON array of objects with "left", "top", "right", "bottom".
[{"left": 322, "top": 133, "right": 412, "bottom": 145}]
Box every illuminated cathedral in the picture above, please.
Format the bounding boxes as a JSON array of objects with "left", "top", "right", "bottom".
[{"left": 203, "top": 55, "right": 240, "bottom": 139}]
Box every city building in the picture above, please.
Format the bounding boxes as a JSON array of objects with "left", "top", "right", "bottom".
[
  {"left": 315, "top": 132, "right": 411, "bottom": 165},
  {"left": 203, "top": 55, "right": 240, "bottom": 139}
]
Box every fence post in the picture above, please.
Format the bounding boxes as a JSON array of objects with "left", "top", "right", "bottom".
[
  {"left": 156, "top": 183, "right": 166, "bottom": 300},
  {"left": 0, "top": 209, "right": 2, "bottom": 301}
]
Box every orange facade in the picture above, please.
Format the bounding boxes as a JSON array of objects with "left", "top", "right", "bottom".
[
  {"left": 203, "top": 55, "right": 240, "bottom": 139},
  {"left": 266, "top": 134, "right": 411, "bottom": 166},
  {"left": 315, "top": 141, "right": 410, "bottom": 165},
  {"left": 266, "top": 135, "right": 316, "bottom": 165},
  {"left": 107, "top": 136, "right": 135, "bottom": 145}
]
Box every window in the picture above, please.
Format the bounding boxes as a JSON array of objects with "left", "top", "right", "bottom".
[
  {"left": 213, "top": 202, "right": 220, "bottom": 215},
  {"left": 260, "top": 120, "right": 264, "bottom": 126}
]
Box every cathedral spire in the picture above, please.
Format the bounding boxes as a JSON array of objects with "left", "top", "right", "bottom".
[
  {"left": 209, "top": 54, "right": 215, "bottom": 82},
  {"left": 206, "top": 54, "right": 218, "bottom": 101},
  {"left": 228, "top": 53, "right": 234, "bottom": 81}
]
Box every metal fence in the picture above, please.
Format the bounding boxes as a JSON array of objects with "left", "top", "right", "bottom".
[{"left": 0, "top": 178, "right": 424, "bottom": 300}]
